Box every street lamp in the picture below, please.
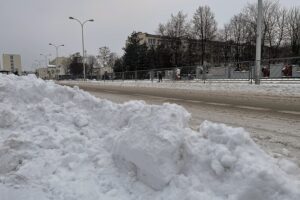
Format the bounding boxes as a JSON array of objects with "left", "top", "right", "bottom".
[
  {"left": 40, "top": 53, "right": 51, "bottom": 68},
  {"left": 49, "top": 43, "right": 64, "bottom": 68},
  {"left": 69, "top": 16, "right": 94, "bottom": 80}
]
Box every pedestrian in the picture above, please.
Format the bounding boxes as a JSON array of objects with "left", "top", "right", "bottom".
[{"left": 158, "top": 72, "right": 163, "bottom": 82}]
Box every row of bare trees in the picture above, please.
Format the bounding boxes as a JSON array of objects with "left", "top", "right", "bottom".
[
  {"left": 115, "top": 1, "right": 300, "bottom": 73},
  {"left": 157, "top": 7, "right": 218, "bottom": 66},
  {"left": 221, "top": 0, "right": 300, "bottom": 60},
  {"left": 157, "top": 0, "right": 300, "bottom": 66}
]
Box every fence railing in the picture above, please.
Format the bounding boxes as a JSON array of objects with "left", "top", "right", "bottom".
[{"left": 57, "top": 57, "right": 300, "bottom": 82}]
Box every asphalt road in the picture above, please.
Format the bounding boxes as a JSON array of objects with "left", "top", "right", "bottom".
[
  {"left": 60, "top": 82, "right": 300, "bottom": 165},
  {"left": 62, "top": 82, "right": 300, "bottom": 113}
]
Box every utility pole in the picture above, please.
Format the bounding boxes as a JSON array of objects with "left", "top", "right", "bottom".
[{"left": 255, "top": 0, "right": 263, "bottom": 84}]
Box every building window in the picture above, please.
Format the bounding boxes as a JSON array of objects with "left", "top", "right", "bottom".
[{"left": 148, "top": 38, "right": 157, "bottom": 46}]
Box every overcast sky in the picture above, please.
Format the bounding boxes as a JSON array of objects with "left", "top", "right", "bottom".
[{"left": 1, "top": 0, "right": 300, "bottom": 70}]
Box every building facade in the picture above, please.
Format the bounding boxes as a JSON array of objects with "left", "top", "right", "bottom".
[
  {"left": 135, "top": 32, "right": 165, "bottom": 48},
  {"left": 132, "top": 32, "right": 254, "bottom": 66},
  {"left": 49, "top": 57, "right": 69, "bottom": 76},
  {"left": 36, "top": 68, "right": 49, "bottom": 79},
  {"left": 36, "top": 65, "right": 61, "bottom": 80},
  {"left": 2, "top": 54, "right": 22, "bottom": 74}
]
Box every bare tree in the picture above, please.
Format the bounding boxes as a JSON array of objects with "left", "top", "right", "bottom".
[
  {"left": 218, "top": 24, "right": 231, "bottom": 42},
  {"left": 192, "top": 5, "right": 217, "bottom": 65},
  {"left": 263, "top": 1, "right": 287, "bottom": 58},
  {"left": 274, "top": 7, "right": 288, "bottom": 56},
  {"left": 228, "top": 13, "right": 248, "bottom": 62},
  {"left": 287, "top": 7, "right": 300, "bottom": 56},
  {"left": 158, "top": 11, "right": 190, "bottom": 38},
  {"left": 98, "top": 46, "right": 111, "bottom": 67},
  {"left": 242, "top": 0, "right": 287, "bottom": 59},
  {"left": 157, "top": 11, "right": 190, "bottom": 66},
  {"left": 107, "top": 52, "right": 118, "bottom": 68},
  {"left": 218, "top": 24, "right": 233, "bottom": 63}
]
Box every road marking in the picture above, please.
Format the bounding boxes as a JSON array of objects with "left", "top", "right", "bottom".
[
  {"left": 101, "top": 90, "right": 120, "bottom": 94},
  {"left": 235, "top": 105, "right": 270, "bottom": 111},
  {"left": 165, "top": 98, "right": 182, "bottom": 101},
  {"left": 206, "top": 102, "right": 231, "bottom": 106},
  {"left": 278, "top": 110, "right": 300, "bottom": 115},
  {"left": 186, "top": 100, "right": 203, "bottom": 103}
]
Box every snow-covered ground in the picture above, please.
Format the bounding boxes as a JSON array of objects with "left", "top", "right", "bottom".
[
  {"left": 63, "top": 79, "right": 300, "bottom": 97},
  {"left": 1, "top": 74, "right": 300, "bottom": 200}
]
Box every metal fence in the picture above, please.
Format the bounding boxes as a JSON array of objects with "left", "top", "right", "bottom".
[{"left": 58, "top": 57, "right": 300, "bottom": 83}]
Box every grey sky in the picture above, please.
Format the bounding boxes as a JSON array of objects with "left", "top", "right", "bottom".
[{"left": 1, "top": 0, "right": 300, "bottom": 70}]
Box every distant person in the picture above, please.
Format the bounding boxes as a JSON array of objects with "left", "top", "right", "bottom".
[
  {"left": 158, "top": 72, "right": 163, "bottom": 82},
  {"left": 262, "top": 66, "right": 270, "bottom": 78}
]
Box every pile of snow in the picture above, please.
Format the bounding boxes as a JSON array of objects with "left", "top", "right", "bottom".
[{"left": 0, "top": 74, "right": 300, "bottom": 200}]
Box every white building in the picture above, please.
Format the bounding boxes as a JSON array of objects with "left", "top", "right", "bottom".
[
  {"left": 36, "top": 68, "right": 49, "bottom": 79},
  {"left": 37, "top": 57, "right": 69, "bottom": 79},
  {"left": 51, "top": 57, "right": 68, "bottom": 76},
  {"left": 47, "top": 65, "right": 59, "bottom": 79},
  {"left": 36, "top": 65, "right": 60, "bottom": 80},
  {"left": 2, "top": 54, "right": 22, "bottom": 74}
]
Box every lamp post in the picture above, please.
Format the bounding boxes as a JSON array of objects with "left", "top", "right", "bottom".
[
  {"left": 69, "top": 16, "right": 94, "bottom": 80},
  {"left": 49, "top": 43, "right": 64, "bottom": 68},
  {"left": 40, "top": 53, "right": 51, "bottom": 68},
  {"left": 255, "top": 0, "right": 263, "bottom": 85}
]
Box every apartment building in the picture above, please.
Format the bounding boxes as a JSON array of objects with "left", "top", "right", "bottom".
[
  {"left": 132, "top": 32, "right": 251, "bottom": 66},
  {"left": 2, "top": 54, "right": 22, "bottom": 74},
  {"left": 135, "top": 32, "right": 165, "bottom": 48}
]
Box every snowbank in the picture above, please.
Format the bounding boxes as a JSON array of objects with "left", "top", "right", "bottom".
[
  {"left": 0, "top": 74, "right": 299, "bottom": 200},
  {"left": 63, "top": 80, "right": 300, "bottom": 97}
]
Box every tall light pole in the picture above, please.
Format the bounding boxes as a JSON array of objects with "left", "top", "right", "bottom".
[
  {"left": 49, "top": 43, "right": 64, "bottom": 68},
  {"left": 69, "top": 17, "right": 94, "bottom": 80},
  {"left": 255, "top": 0, "right": 263, "bottom": 85},
  {"left": 40, "top": 53, "right": 51, "bottom": 68}
]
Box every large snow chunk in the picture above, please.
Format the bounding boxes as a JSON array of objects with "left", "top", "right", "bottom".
[
  {"left": 112, "top": 103, "right": 188, "bottom": 190},
  {"left": 110, "top": 101, "right": 190, "bottom": 190},
  {"left": 113, "top": 129, "right": 184, "bottom": 190}
]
